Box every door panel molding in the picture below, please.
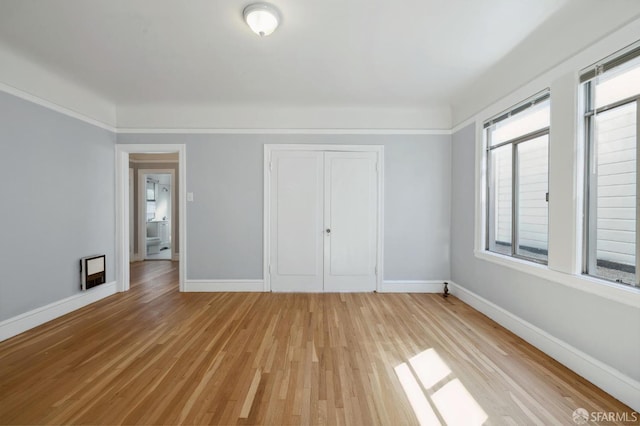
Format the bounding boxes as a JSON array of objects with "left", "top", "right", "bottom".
[
  {"left": 324, "top": 151, "right": 378, "bottom": 291},
  {"left": 269, "top": 151, "right": 324, "bottom": 292},
  {"left": 264, "top": 144, "right": 384, "bottom": 292}
]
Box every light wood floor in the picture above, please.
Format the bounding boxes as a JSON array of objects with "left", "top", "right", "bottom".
[{"left": 0, "top": 261, "right": 634, "bottom": 425}]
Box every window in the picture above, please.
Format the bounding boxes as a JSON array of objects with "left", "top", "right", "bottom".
[
  {"left": 582, "top": 44, "right": 640, "bottom": 287},
  {"left": 485, "top": 92, "right": 550, "bottom": 263}
]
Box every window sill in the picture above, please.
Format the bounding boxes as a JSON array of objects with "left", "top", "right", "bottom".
[{"left": 474, "top": 250, "right": 640, "bottom": 308}]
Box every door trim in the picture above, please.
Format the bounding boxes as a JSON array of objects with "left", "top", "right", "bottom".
[
  {"left": 263, "top": 144, "right": 384, "bottom": 292},
  {"left": 115, "top": 144, "right": 187, "bottom": 292}
]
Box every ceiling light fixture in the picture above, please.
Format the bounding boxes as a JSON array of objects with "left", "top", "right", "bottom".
[{"left": 243, "top": 3, "right": 280, "bottom": 37}]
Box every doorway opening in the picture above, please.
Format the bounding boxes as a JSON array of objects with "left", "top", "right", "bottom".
[
  {"left": 138, "top": 169, "right": 175, "bottom": 260},
  {"left": 115, "top": 144, "right": 186, "bottom": 292}
]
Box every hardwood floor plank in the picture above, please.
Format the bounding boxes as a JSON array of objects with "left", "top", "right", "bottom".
[
  {"left": 0, "top": 260, "right": 635, "bottom": 425},
  {"left": 239, "top": 368, "right": 262, "bottom": 418}
]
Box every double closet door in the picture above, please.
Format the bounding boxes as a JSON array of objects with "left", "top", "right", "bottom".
[{"left": 269, "top": 149, "right": 379, "bottom": 292}]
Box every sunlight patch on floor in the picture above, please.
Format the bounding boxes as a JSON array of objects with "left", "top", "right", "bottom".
[
  {"left": 394, "top": 363, "right": 441, "bottom": 425},
  {"left": 409, "top": 348, "right": 451, "bottom": 390},
  {"left": 395, "top": 348, "right": 488, "bottom": 426},
  {"left": 432, "top": 378, "right": 488, "bottom": 425}
]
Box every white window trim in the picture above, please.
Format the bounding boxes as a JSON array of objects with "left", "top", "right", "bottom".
[
  {"left": 483, "top": 92, "right": 550, "bottom": 264},
  {"left": 474, "top": 102, "right": 640, "bottom": 308},
  {"left": 582, "top": 74, "right": 640, "bottom": 286},
  {"left": 464, "top": 15, "right": 640, "bottom": 313}
]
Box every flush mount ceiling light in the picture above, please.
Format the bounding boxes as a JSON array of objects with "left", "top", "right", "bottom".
[{"left": 243, "top": 3, "right": 280, "bottom": 37}]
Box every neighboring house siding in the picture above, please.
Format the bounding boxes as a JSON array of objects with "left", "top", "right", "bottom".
[
  {"left": 596, "top": 104, "right": 636, "bottom": 267},
  {"left": 494, "top": 141, "right": 548, "bottom": 251},
  {"left": 517, "top": 139, "right": 548, "bottom": 251}
]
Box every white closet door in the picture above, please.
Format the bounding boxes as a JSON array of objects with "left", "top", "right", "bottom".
[
  {"left": 270, "top": 151, "right": 324, "bottom": 292},
  {"left": 323, "top": 151, "right": 378, "bottom": 292}
]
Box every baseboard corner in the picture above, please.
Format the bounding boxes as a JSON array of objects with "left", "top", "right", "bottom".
[{"left": 0, "top": 281, "right": 117, "bottom": 343}]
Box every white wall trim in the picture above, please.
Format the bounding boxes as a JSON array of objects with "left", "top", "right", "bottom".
[
  {"left": 184, "top": 280, "right": 264, "bottom": 292},
  {"left": 379, "top": 280, "right": 447, "bottom": 293},
  {"left": 1, "top": 83, "right": 452, "bottom": 136},
  {"left": 263, "top": 144, "right": 385, "bottom": 293},
  {"left": 117, "top": 128, "right": 452, "bottom": 135},
  {"left": 115, "top": 144, "right": 187, "bottom": 292},
  {"left": 449, "top": 281, "right": 640, "bottom": 412},
  {"left": 0, "top": 82, "right": 116, "bottom": 132},
  {"left": 0, "top": 282, "right": 117, "bottom": 343}
]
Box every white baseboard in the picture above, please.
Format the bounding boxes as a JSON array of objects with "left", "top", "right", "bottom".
[
  {"left": 184, "top": 279, "right": 446, "bottom": 293},
  {"left": 184, "top": 279, "right": 264, "bottom": 292},
  {"left": 0, "top": 281, "right": 117, "bottom": 343},
  {"left": 449, "top": 281, "right": 640, "bottom": 412},
  {"left": 379, "top": 280, "right": 447, "bottom": 293}
]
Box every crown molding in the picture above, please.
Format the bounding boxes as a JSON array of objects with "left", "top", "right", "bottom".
[
  {"left": 0, "top": 84, "right": 456, "bottom": 136},
  {"left": 0, "top": 82, "right": 117, "bottom": 132},
  {"left": 116, "top": 127, "right": 452, "bottom": 135}
]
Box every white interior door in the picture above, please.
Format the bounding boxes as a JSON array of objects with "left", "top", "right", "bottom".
[
  {"left": 270, "top": 151, "right": 324, "bottom": 292},
  {"left": 269, "top": 149, "right": 379, "bottom": 292},
  {"left": 323, "top": 152, "right": 378, "bottom": 292}
]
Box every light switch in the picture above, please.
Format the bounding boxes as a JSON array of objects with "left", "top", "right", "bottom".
[{"left": 187, "top": 192, "right": 194, "bottom": 202}]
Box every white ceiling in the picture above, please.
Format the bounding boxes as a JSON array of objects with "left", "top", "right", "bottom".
[{"left": 0, "top": 0, "right": 568, "bottom": 111}]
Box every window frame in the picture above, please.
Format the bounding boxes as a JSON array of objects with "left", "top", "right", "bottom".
[
  {"left": 484, "top": 92, "right": 551, "bottom": 265},
  {"left": 582, "top": 65, "right": 640, "bottom": 287},
  {"left": 472, "top": 37, "right": 640, "bottom": 307}
]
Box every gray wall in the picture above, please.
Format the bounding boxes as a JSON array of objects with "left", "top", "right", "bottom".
[
  {"left": 0, "top": 92, "right": 115, "bottom": 321},
  {"left": 451, "top": 124, "right": 640, "bottom": 382},
  {"left": 117, "top": 133, "right": 451, "bottom": 281}
]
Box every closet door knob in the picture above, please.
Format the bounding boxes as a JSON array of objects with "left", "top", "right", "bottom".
[{"left": 326, "top": 228, "right": 331, "bottom": 234}]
